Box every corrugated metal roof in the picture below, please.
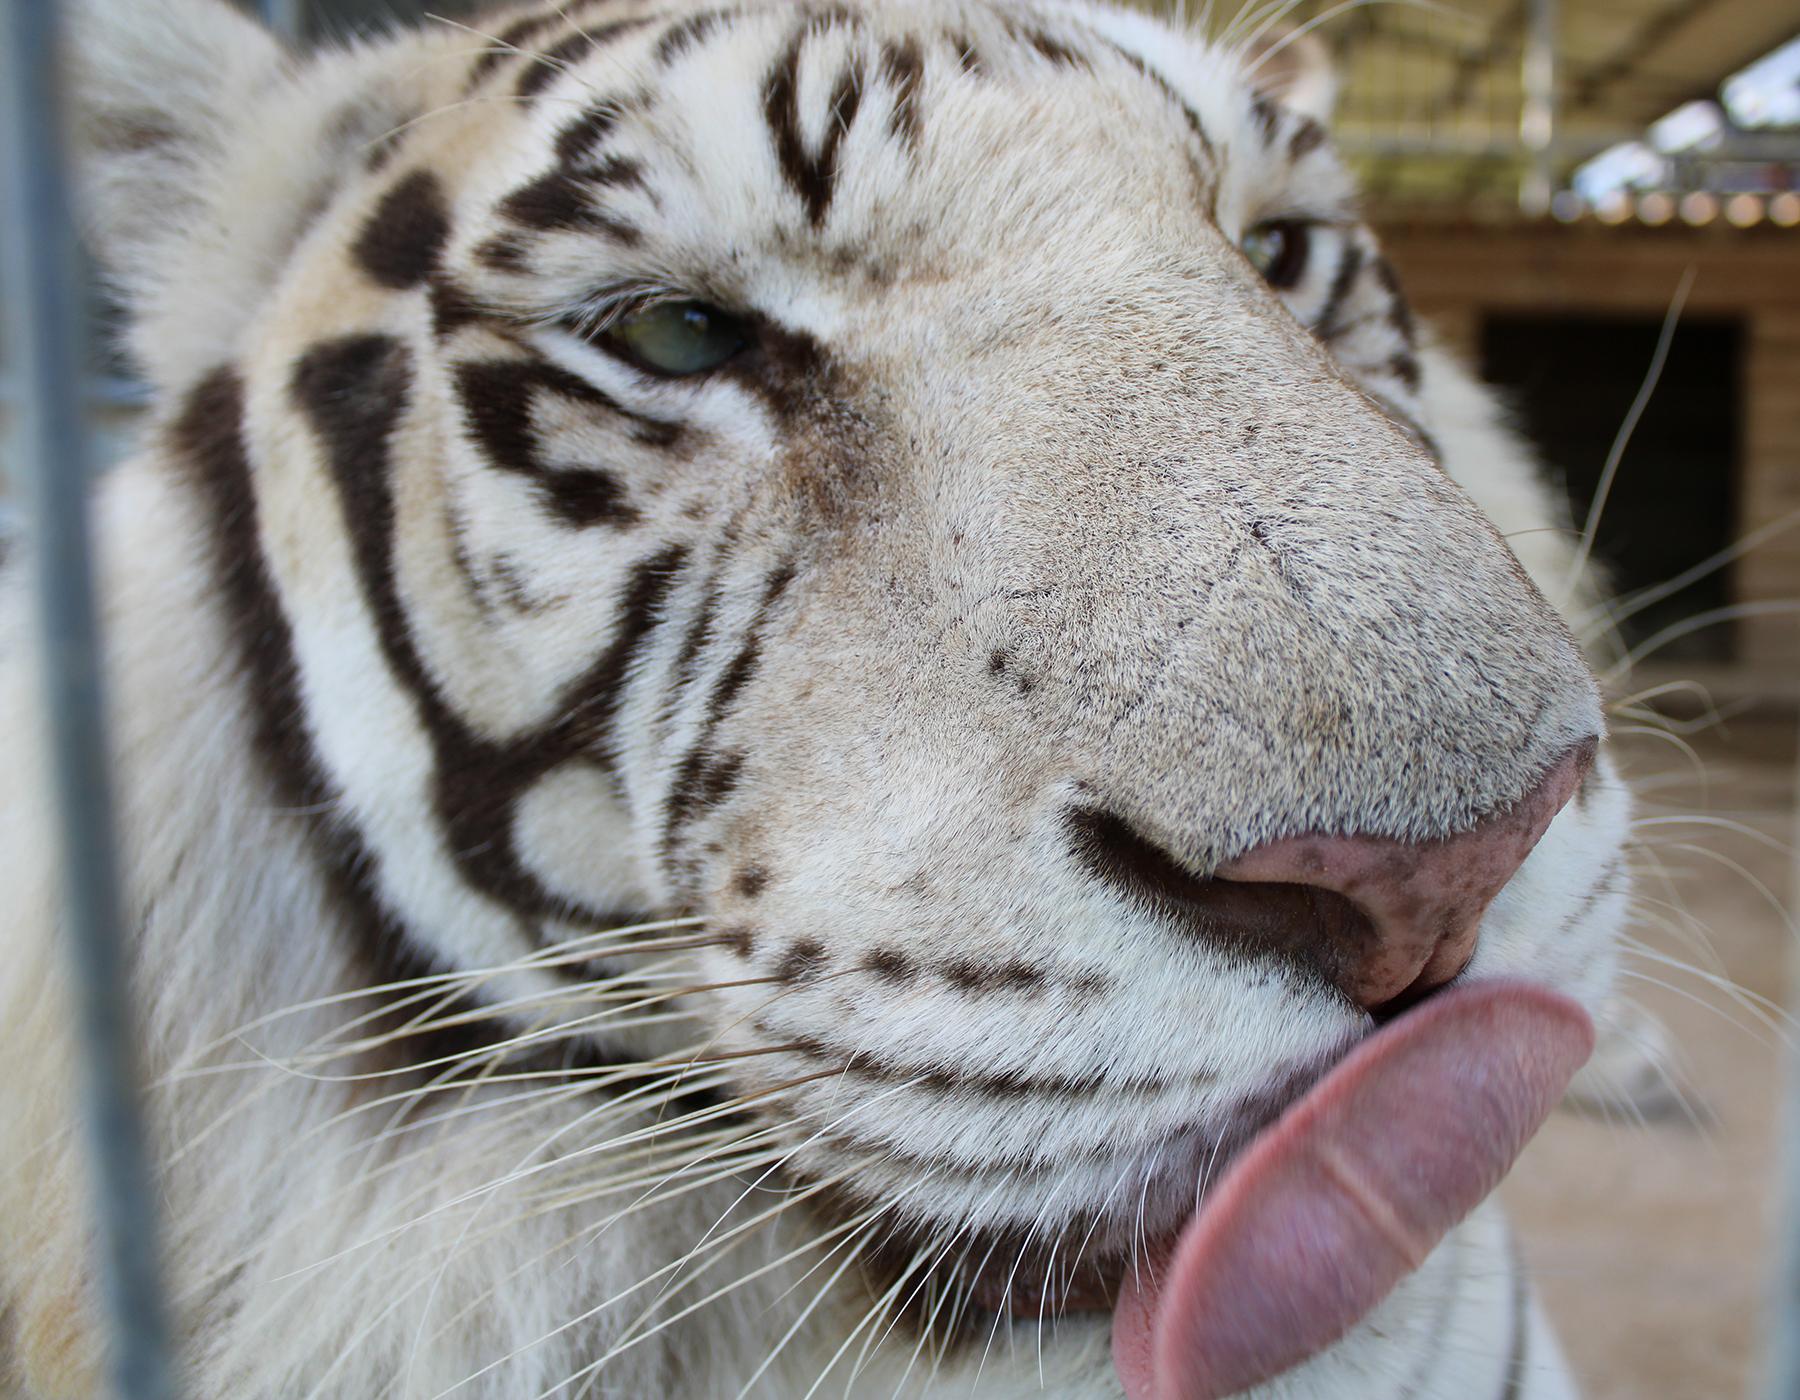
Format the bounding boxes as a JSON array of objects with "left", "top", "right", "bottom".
[{"left": 1256, "top": 0, "right": 1800, "bottom": 208}]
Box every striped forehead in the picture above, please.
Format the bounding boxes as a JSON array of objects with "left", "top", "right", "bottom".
[{"left": 421, "top": 0, "right": 1341, "bottom": 303}]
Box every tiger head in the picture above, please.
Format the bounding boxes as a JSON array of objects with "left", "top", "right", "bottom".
[{"left": 55, "top": 0, "right": 1631, "bottom": 1391}]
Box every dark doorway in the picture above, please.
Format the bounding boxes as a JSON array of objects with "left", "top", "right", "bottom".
[{"left": 1481, "top": 313, "right": 1744, "bottom": 663}]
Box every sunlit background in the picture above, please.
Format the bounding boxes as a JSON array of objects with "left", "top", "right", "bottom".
[{"left": 2, "top": 1, "right": 1797, "bottom": 1395}]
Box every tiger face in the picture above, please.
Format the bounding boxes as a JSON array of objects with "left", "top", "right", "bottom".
[{"left": 32, "top": 0, "right": 1632, "bottom": 1392}]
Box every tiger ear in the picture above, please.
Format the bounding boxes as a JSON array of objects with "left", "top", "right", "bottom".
[
  {"left": 63, "top": 0, "right": 409, "bottom": 388},
  {"left": 1242, "top": 27, "right": 1338, "bottom": 124}
]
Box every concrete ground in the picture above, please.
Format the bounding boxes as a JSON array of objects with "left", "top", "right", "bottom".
[{"left": 1506, "top": 713, "right": 1798, "bottom": 1400}]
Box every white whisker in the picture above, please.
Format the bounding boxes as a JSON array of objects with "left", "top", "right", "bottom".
[{"left": 1561, "top": 266, "right": 1696, "bottom": 603}]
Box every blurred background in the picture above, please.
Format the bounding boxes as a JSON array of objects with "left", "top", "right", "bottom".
[
  {"left": 3, "top": 0, "right": 1798, "bottom": 1395},
  {"left": 1282, "top": 8, "right": 1800, "bottom": 1396}
]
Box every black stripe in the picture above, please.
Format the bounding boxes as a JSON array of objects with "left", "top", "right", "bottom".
[
  {"left": 660, "top": 717, "right": 754, "bottom": 860},
  {"left": 497, "top": 164, "right": 643, "bottom": 247},
  {"left": 1557, "top": 854, "right": 1623, "bottom": 935},
  {"left": 659, "top": 560, "right": 795, "bottom": 873},
  {"left": 661, "top": 568, "right": 726, "bottom": 734},
  {"left": 1372, "top": 255, "right": 1418, "bottom": 346},
  {"left": 170, "top": 367, "right": 495, "bottom": 1071},
  {"left": 708, "top": 561, "right": 795, "bottom": 726},
  {"left": 515, "top": 20, "right": 651, "bottom": 100},
  {"left": 455, "top": 355, "right": 678, "bottom": 527},
  {"left": 1022, "top": 25, "right": 1089, "bottom": 68},
  {"left": 653, "top": 507, "right": 752, "bottom": 737},
  {"left": 293, "top": 336, "right": 686, "bottom": 927},
  {"left": 670, "top": 580, "right": 724, "bottom": 696},
  {"left": 946, "top": 30, "right": 984, "bottom": 75},
  {"left": 580, "top": 155, "right": 646, "bottom": 190},
  {"left": 1288, "top": 117, "right": 1326, "bottom": 162},
  {"left": 700, "top": 625, "right": 766, "bottom": 723},
  {"left": 428, "top": 279, "right": 481, "bottom": 338},
  {"left": 764, "top": 1027, "right": 1209, "bottom": 1104},
  {"left": 469, "top": 349, "right": 677, "bottom": 449},
  {"left": 538, "top": 541, "right": 692, "bottom": 769},
  {"left": 352, "top": 169, "right": 451, "bottom": 291},
  {"left": 475, "top": 234, "right": 530, "bottom": 272},
  {"left": 554, "top": 105, "right": 619, "bottom": 166},
  {"left": 763, "top": 31, "right": 863, "bottom": 227},
  {"left": 1248, "top": 93, "right": 1280, "bottom": 139},
  {"left": 696, "top": 749, "right": 746, "bottom": 808},
  {"left": 1316, "top": 242, "right": 1365, "bottom": 342},
  {"left": 499, "top": 170, "right": 601, "bottom": 230},
  {"left": 176, "top": 359, "right": 671, "bottom": 1078},
  {"left": 1098, "top": 39, "right": 1217, "bottom": 180},
  {"left": 657, "top": 8, "right": 730, "bottom": 65},
  {"left": 446, "top": 504, "right": 497, "bottom": 616},
  {"left": 466, "top": 11, "right": 562, "bottom": 88},
  {"left": 518, "top": 28, "right": 598, "bottom": 98},
  {"left": 881, "top": 37, "right": 925, "bottom": 149}
]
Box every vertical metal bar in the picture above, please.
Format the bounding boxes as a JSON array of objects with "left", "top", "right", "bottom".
[
  {"left": 257, "top": 0, "right": 303, "bottom": 39},
  {"left": 0, "top": 4, "right": 176, "bottom": 1399},
  {"left": 1519, "top": 0, "right": 1558, "bottom": 216},
  {"left": 1765, "top": 746, "right": 1800, "bottom": 1398}
]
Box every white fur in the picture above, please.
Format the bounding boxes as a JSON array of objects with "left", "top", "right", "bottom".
[{"left": 1, "top": 2, "right": 1639, "bottom": 1396}]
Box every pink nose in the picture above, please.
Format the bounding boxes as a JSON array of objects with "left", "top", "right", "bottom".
[{"left": 1215, "top": 740, "right": 1595, "bottom": 1012}]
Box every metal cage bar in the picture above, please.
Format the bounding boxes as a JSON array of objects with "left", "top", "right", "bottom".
[
  {"left": 1766, "top": 785, "right": 1800, "bottom": 1398},
  {"left": 257, "top": 0, "right": 303, "bottom": 38},
  {"left": 0, "top": 2, "right": 175, "bottom": 1396}
]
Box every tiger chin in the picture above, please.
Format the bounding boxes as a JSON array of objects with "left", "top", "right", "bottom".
[{"left": 0, "top": 0, "right": 1648, "bottom": 1396}]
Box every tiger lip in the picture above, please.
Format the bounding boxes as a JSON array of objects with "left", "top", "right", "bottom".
[
  {"left": 914, "top": 1038, "right": 1356, "bottom": 1321},
  {"left": 955, "top": 974, "right": 1559, "bottom": 1327},
  {"left": 964, "top": 978, "right": 1598, "bottom": 1353},
  {"left": 967, "top": 1251, "right": 1124, "bottom": 1316}
]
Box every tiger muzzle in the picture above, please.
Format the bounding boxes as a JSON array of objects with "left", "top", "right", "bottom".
[{"left": 1211, "top": 737, "right": 1596, "bottom": 1012}]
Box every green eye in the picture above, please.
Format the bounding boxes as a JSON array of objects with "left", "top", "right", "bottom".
[
  {"left": 1241, "top": 220, "right": 1310, "bottom": 290},
  {"left": 605, "top": 299, "right": 748, "bottom": 376}
]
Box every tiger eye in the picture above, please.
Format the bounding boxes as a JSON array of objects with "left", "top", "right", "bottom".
[
  {"left": 606, "top": 300, "right": 748, "bottom": 375},
  {"left": 1241, "top": 220, "right": 1311, "bottom": 291}
]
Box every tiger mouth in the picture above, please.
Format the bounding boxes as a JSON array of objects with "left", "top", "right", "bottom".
[
  {"left": 801, "top": 973, "right": 1591, "bottom": 1354},
  {"left": 800, "top": 1046, "right": 1343, "bottom": 1329},
  {"left": 868, "top": 1223, "right": 1137, "bottom": 1322}
]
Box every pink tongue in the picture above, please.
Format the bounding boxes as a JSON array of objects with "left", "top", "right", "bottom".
[{"left": 1112, "top": 980, "right": 1593, "bottom": 1400}]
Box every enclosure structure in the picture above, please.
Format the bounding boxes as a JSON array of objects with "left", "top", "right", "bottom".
[{"left": 1386, "top": 219, "right": 1800, "bottom": 688}]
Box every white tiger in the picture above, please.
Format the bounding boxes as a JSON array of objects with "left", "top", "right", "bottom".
[{"left": 0, "top": 0, "right": 1645, "bottom": 1395}]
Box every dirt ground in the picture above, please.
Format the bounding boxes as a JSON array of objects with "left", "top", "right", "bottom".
[{"left": 1505, "top": 712, "right": 1798, "bottom": 1400}]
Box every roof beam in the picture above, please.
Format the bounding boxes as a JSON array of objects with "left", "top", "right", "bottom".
[
  {"left": 1567, "top": 0, "right": 1727, "bottom": 109},
  {"left": 1441, "top": 0, "right": 1529, "bottom": 111}
]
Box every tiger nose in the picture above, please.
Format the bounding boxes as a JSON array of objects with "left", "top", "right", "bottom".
[{"left": 1216, "top": 740, "right": 1596, "bottom": 1013}]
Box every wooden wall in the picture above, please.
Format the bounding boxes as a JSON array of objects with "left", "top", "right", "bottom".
[{"left": 1380, "top": 221, "right": 1800, "bottom": 677}]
